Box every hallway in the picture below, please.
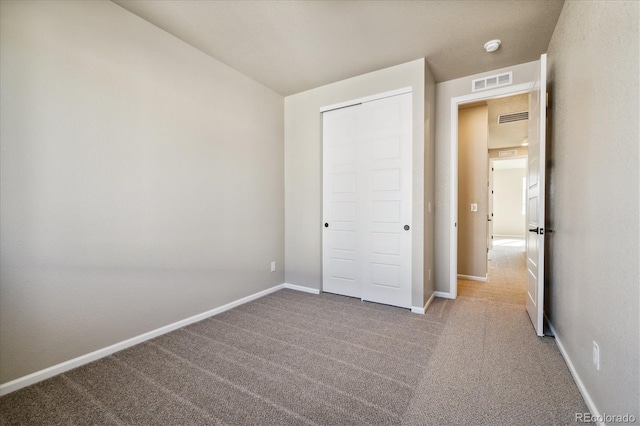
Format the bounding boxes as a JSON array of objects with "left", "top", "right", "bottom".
[{"left": 458, "top": 237, "right": 527, "bottom": 306}]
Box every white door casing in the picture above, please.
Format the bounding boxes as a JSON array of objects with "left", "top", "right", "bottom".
[
  {"left": 322, "top": 92, "right": 412, "bottom": 308},
  {"left": 526, "top": 54, "right": 547, "bottom": 336}
]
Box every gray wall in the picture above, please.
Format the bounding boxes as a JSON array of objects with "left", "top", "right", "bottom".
[
  {"left": 284, "top": 59, "right": 435, "bottom": 309},
  {"left": 457, "top": 105, "right": 488, "bottom": 278},
  {"left": 435, "top": 61, "right": 537, "bottom": 294},
  {"left": 0, "top": 1, "right": 284, "bottom": 384},
  {"left": 546, "top": 0, "right": 639, "bottom": 418}
]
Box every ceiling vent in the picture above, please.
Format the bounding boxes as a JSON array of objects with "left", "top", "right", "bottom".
[
  {"left": 498, "top": 111, "right": 529, "bottom": 124},
  {"left": 472, "top": 71, "right": 512, "bottom": 92}
]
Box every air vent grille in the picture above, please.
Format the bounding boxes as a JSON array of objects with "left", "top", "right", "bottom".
[
  {"left": 498, "top": 150, "right": 518, "bottom": 157},
  {"left": 472, "top": 71, "right": 513, "bottom": 92},
  {"left": 498, "top": 111, "right": 529, "bottom": 124}
]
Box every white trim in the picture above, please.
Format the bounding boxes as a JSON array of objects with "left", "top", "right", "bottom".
[
  {"left": 320, "top": 86, "right": 412, "bottom": 112},
  {"left": 433, "top": 291, "right": 456, "bottom": 299},
  {"left": 0, "top": 282, "right": 318, "bottom": 396},
  {"left": 493, "top": 234, "right": 526, "bottom": 239},
  {"left": 457, "top": 274, "right": 488, "bottom": 282},
  {"left": 546, "top": 317, "right": 603, "bottom": 425},
  {"left": 450, "top": 82, "right": 533, "bottom": 299},
  {"left": 283, "top": 283, "right": 321, "bottom": 295},
  {"left": 411, "top": 291, "right": 436, "bottom": 315}
]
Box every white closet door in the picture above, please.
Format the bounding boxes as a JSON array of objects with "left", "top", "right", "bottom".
[
  {"left": 322, "top": 91, "right": 412, "bottom": 308},
  {"left": 360, "top": 93, "right": 412, "bottom": 308},
  {"left": 322, "top": 105, "right": 361, "bottom": 298}
]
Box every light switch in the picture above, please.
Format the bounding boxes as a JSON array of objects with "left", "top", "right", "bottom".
[{"left": 471, "top": 203, "right": 478, "bottom": 212}]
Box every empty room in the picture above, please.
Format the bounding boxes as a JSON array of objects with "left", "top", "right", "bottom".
[{"left": 1, "top": 1, "right": 638, "bottom": 425}]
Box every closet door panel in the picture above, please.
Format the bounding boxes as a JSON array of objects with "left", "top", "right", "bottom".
[
  {"left": 322, "top": 106, "right": 361, "bottom": 298},
  {"left": 361, "top": 93, "right": 412, "bottom": 308}
]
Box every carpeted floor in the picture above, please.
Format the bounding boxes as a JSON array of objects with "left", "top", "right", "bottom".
[
  {"left": 0, "top": 290, "right": 450, "bottom": 425},
  {"left": 405, "top": 238, "right": 589, "bottom": 425},
  {"left": 457, "top": 237, "right": 527, "bottom": 306},
  {"left": 1, "top": 243, "right": 589, "bottom": 425}
]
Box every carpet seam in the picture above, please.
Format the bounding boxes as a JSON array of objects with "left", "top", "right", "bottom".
[
  {"left": 248, "top": 299, "right": 439, "bottom": 349},
  {"left": 59, "top": 374, "right": 127, "bottom": 426},
  {"left": 178, "top": 328, "right": 404, "bottom": 420},
  {"left": 146, "top": 341, "right": 321, "bottom": 426},
  {"left": 263, "top": 293, "right": 444, "bottom": 337},
  {"left": 109, "top": 355, "right": 226, "bottom": 425},
  {"left": 230, "top": 305, "right": 428, "bottom": 369},
  {"left": 207, "top": 316, "right": 415, "bottom": 390},
  {"left": 274, "top": 290, "right": 448, "bottom": 327}
]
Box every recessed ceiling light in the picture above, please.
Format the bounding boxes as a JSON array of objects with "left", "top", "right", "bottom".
[{"left": 484, "top": 39, "right": 501, "bottom": 53}]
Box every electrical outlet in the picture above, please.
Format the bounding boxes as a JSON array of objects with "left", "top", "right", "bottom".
[
  {"left": 592, "top": 341, "right": 600, "bottom": 371},
  {"left": 270, "top": 261, "right": 276, "bottom": 272}
]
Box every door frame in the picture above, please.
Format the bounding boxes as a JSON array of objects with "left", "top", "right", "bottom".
[
  {"left": 489, "top": 155, "right": 528, "bottom": 243},
  {"left": 450, "top": 83, "right": 533, "bottom": 298}
]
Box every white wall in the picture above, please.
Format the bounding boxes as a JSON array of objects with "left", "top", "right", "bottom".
[
  {"left": 546, "top": 0, "right": 639, "bottom": 418},
  {"left": 434, "top": 61, "right": 537, "bottom": 294},
  {"left": 493, "top": 167, "right": 526, "bottom": 238},
  {"left": 0, "top": 1, "right": 284, "bottom": 384},
  {"left": 284, "top": 59, "right": 435, "bottom": 308}
]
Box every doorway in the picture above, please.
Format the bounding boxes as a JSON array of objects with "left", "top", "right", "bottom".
[
  {"left": 455, "top": 91, "right": 530, "bottom": 304},
  {"left": 449, "top": 82, "right": 532, "bottom": 299}
]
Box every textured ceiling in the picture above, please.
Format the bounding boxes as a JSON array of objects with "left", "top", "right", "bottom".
[
  {"left": 487, "top": 93, "right": 530, "bottom": 149},
  {"left": 113, "top": 0, "right": 564, "bottom": 96}
]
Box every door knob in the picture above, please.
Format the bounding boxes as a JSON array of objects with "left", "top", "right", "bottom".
[
  {"left": 324, "top": 223, "right": 329, "bottom": 228},
  {"left": 404, "top": 225, "right": 410, "bottom": 231},
  {"left": 529, "top": 227, "right": 540, "bottom": 234}
]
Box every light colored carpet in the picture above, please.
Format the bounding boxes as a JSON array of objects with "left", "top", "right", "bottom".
[
  {"left": 401, "top": 298, "right": 588, "bottom": 425},
  {"left": 458, "top": 238, "right": 527, "bottom": 306},
  {"left": 402, "top": 240, "right": 588, "bottom": 425},
  {"left": 0, "top": 290, "right": 449, "bottom": 425},
  {"left": 1, "top": 247, "right": 589, "bottom": 424}
]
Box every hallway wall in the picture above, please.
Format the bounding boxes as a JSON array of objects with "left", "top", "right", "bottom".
[{"left": 457, "top": 105, "right": 488, "bottom": 278}]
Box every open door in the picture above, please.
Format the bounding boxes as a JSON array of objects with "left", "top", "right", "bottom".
[{"left": 526, "top": 54, "right": 547, "bottom": 336}]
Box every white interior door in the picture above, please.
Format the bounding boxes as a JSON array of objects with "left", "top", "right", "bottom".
[
  {"left": 360, "top": 93, "right": 412, "bottom": 308},
  {"left": 322, "top": 105, "right": 361, "bottom": 298},
  {"left": 322, "top": 92, "right": 412, "bottom": 308},
  {"left": 526, "top": 54, "right": 547, "bottom": 336}
]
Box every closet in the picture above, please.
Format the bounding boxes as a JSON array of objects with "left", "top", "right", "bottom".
[{"left": 322, "top": 91, "right": 412, "bottom": 308}]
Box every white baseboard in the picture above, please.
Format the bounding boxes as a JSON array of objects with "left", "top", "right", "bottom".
[
  {"left": 494, "top": 234, "right": 525, "bottom": 239},
  {"left": 283, "top": 283, "right": 321, "bottom": 294},
  {"left": 411, "top": 292, "right": 436, "bottom": 314},
  {"left": 546, "top": 316, "right": 603, "bottom": 426},
  {"left": 0, "top": 282, "right": 316, "bottom": 396},
  {"left": 457, "top": 274, "right": 488, "bottom": 282},
  {"left": 433, "top": 291, "right": 456, "bottom": 299}
]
